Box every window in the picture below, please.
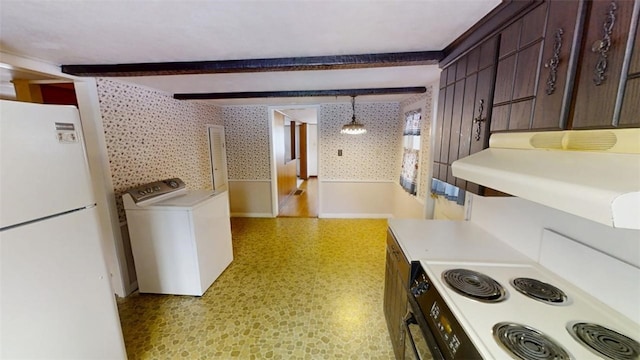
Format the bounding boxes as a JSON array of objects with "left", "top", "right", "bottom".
[{"left": 399, "top": 109, "right": 421, "bottom": 195}]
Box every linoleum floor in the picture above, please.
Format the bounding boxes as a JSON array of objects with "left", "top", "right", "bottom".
[{"left": 117, "top": 217, "right": 395, "bottom": 359}]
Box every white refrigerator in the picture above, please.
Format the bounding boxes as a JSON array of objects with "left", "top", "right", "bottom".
[{"left": 0, "top": 100, "right": 127, "bottom": 359}]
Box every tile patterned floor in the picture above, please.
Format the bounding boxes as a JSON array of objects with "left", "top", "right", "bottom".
[{"left": 117, "top": 218, "right": 395, "bottom": 359}]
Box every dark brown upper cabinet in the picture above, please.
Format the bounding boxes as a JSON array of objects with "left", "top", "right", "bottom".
[
  {"left": 572, "top": 0, "right": 640, "bottom": 129},
  {"left": 492, "top": 1, "right": 582, "bottom": 131},
  {"left": 434, "top": 37, "right": 498, "bottom": 194},
  {"left": 433, "top": 0, "right": 639, "bottom": 193},
  {"left": 620, "top": 9, "right": 640, "bottom": 125}
]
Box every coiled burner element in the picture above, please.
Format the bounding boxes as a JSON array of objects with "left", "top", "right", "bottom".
[
  {"left": 568, "top": 322, "right": 640, "bottom": 360},
  {"left": 442, "top": 268, "right": 506, "bottom": 303},
  {"left": 493, "top": 322, "right": 571, "bottom": 360},
  {"left": 511, "top": 277, "right": 568, "bottom": 305}
]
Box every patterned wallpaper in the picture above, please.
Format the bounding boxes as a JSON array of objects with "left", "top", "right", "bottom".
[
  {"left": 218, "top": 105, "right": 271, "bottom": 180},
  {"left": 95, "top": 79, "right": 431, "bottom": 221},
  {"left": 319, "top": 102, "right": 402, "bottom": 181},
  {"left": 400, "top": 86, "right": 434, "bottom": 201},
  {"left": 96, "top": 78, "right": 222, "bottom": 222}
]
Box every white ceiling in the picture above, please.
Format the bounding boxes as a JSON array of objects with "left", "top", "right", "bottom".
[
  {"left": 0, "top": 0, "right": 501, "bottom": 105},
  {"left": 279, "top": 108, "right": 319, "bottom": 124}
]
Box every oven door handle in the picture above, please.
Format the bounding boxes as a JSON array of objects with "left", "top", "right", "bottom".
[{"left": 403, "top": 310, "right": 422, "bottom": 360}]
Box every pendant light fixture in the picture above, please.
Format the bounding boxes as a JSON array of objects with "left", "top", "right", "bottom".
[{"left": 341, "top": 95, "right": 367, "bottom": 135}]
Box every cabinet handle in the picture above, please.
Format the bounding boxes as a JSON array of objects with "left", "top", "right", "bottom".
[
  {"left": 544, "top": 28, "right": 564, "bottom": 95},
  {"left": 472, "top": 99, "right": 486, "bottom": 141},
  {"left": 592, "top": 1, "right": 618, "bottom": 86}
]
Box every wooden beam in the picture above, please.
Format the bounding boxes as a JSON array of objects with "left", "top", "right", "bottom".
[
  {"left": 173, "top": 87, "right": 427, "bottom": 100},
  {"left": 61, "top": 52, "right": 443, "bottom": 77}
]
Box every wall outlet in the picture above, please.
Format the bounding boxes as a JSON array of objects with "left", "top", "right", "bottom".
[{"left": 338, "top": 149, "right": 342, "bottom": 156}]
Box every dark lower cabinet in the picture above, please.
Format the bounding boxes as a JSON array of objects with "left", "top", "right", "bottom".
[{"left": 383, "top": 230, "right": 410, "bottom": 359}]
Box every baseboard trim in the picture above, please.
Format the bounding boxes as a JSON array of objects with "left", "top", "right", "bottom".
[
  {"left": 231, "top": 212, "right": 275, "bottom": 218},
  {"left": 318, "top": 213, "right": 393, "bottom": 219}
]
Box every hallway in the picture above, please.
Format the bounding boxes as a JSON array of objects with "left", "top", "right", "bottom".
[
  {"left": 278, "top": 177, "right": 318, "bottom": 218},
  {"left": 117, "top": 217, "right": 394, "bottom": 359}
]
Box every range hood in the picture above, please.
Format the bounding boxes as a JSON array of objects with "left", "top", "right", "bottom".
[{"left": 452, "top": 129, "right": 640, "bottom": 230}]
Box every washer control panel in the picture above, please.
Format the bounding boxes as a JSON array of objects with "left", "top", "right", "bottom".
[{"left": 126, "top": 178, "right": 186, "bottom": 203}]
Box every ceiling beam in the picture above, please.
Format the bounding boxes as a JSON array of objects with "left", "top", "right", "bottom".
[
  {"left": 173, "top": 87, "right": 427, "bottom": 100},
  {"left": 61, "top": 52, "right": 443, "bottom": 77}
]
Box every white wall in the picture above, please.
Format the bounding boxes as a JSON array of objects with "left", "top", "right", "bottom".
[
  {"left": 469, "top": 194, "right": 640, "bottom": 323},
  {"left": 307, "top": 124, "right": 318, "bottom": 176},
  {"left": 318, "top": 181, "right": 426, "bottom": 220},
  {"left": 228, "top": 180, "right": 273, "bottom": 217},
  {"left": 392, "top": 183, "right": 426, "bottom": 218},
  {"left": 319, "top": 181, "right": 394, "bottom": 218},
  {"left": 219, "top": 105, "right": 274, "bottom": 216},
  {"left": 469, "top": 194, "right": 640, "bottom": 267},
  {"left": 318, "top": 102, "right": 402, "bottom": 217}
]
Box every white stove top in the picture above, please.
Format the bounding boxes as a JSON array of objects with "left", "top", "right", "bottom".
[{"left": 421, "top": 260, "right": 640, "bottom": 359}]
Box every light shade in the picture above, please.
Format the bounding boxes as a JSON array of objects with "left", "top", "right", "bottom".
[
  {"left": 341, "top": 122, "right": 367, "bottom": 135},
  {"left": 341, "top": 96, "right": 367, "bottom": 135}
]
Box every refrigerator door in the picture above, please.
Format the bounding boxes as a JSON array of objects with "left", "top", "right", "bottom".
[
  {"left": 0, "top": 206, "right": 126, "bottom": 359},
  {"left": 0, "top": 100, "right": 95, "bottom": 229}
]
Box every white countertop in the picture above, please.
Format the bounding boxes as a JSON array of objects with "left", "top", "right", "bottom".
[{"left": 387, "top": 219, "right": 531, "bottom": 264}]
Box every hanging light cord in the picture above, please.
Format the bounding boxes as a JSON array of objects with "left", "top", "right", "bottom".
[
  {"left": 341, "top": 95, "right": 366, "bottom": 134},
  {"left": 351, "top": 96, "right": 357, "bottom": 123}
]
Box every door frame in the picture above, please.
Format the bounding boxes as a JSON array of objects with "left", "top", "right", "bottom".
[
  {"left": 268, "top": 105, "right": 320, "bottom": 217},
  {"left": 206, "top": 124, "right": 228, "bottom": 191}
]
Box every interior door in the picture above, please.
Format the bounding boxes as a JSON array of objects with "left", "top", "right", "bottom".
[
  {"left": 208, "top": 125, "right": 228, "bottom": 191},
  {"left": 299, "top": 123, "right": 308, "bottom": 179}
]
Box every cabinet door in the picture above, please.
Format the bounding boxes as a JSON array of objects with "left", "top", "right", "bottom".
[
  {"left": 466, "top": 66, "right": 495, "bottom": 195},
  {"left": 383, "top": 231, "right": 409, "bottom": 360},
  {"left": 572, "top": 0, "right": 637, "bottom": 128},
  {"left": 446, "top": 80, "right": 466, "bottom": 184},
  {"left": 531, "top": 0, "right": 583, "bottom": 130},
  {"left": 433, "top": 83, "right": 455, "bottom": 184},
  {"left": 491, "top": 1, "right": 583, "bottom": 131},
  {"left": 384, "top": 245, "right": 404, "bottom": 359},
  {"left": 432, "top": 86, "right": 446, "bottom": 180},
  {"left": 434, "top": 37, "right": 497, "bottom": 194},
  {"left": 619, "top": 2, "right": 640, "bottom": 126},
  {"left": 492, "top": 2, "right": 547, "bottom": 131}
]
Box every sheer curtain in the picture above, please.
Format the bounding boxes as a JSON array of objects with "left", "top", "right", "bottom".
[
  {"left": 431, "top": 178, "right": 466, "bottom": 206},
  {"left": 399, "top": 109, "right": 421, "bottom": 195}
]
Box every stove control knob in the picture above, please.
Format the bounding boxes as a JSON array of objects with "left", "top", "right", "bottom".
[
  {"left": 168, "top": 180, "right": 179, "bottom": 188},
  {"left": 153, "top": 186, "right": 161, "bottom": 191},
  {"left": 411, "top": 281, "right": 430, "bottom": 296}
]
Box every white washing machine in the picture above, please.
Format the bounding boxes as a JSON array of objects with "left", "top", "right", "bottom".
[{"left": 123, "top": 178, "right": 233, "bottom": 296}]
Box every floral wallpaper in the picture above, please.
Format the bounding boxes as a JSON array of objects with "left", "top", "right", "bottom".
[
  {"left": 95, "top": 79, "right": 433, "bottom": 221},
  {"left": 96, "top": 78, "right": 222, "bottom": 222},
  {"left": 400, "top": 86, "right": 433, "bottom": 201},
  {"left": 218, "top": 105, "right": 271, "bottom": 180},
  {"left": 319, "top": 102, "right": 402, "bottom": 181}
]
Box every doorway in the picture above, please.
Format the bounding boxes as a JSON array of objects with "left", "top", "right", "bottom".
[{"left": 270, "top": 106, "right": 319, "bottom": 218}]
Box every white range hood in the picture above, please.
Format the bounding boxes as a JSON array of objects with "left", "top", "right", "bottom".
[{"left": 452, "top": 129, "right": 640, "bottom": 230}]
